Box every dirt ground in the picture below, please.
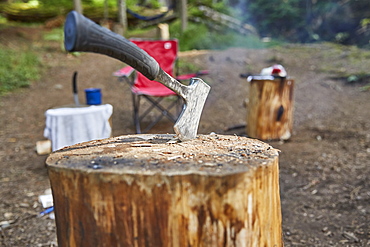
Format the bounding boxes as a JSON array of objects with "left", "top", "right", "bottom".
[{"left": 0, "top": 26, "right": 369, "bottom": 246}]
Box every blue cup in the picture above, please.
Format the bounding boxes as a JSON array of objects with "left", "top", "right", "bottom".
[{"left": 85, "top": 88, "right": 102, "bottom": 105}]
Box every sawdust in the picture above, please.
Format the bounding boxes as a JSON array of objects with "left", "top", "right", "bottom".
[{"left": 46, "top": 134, "right": 279, "bottom": 175}]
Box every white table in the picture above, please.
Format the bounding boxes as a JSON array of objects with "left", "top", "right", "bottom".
[{"left": 44, "top": 104, "right": 113, "bottom": 151}]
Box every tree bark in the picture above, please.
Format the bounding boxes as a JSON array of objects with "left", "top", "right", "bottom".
[
  {"left": 247, "top": 77, "right": 294, "bottom": 140},
  {"left": 73, "top": 0, "right": 83, "bottom": 14},
  {"left": 117, "top": 0, "right": 127, "bottom": 35},
  {"left": 46, "top": 134, "right": 283, "bottom": 247},
  {"left": 179, "top": 0, "right": 188, "bottom": 32}
]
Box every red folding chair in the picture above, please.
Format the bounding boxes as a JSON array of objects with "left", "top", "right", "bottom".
[{"left": 113, "top": 39, "right": 208, "bottom": 133}]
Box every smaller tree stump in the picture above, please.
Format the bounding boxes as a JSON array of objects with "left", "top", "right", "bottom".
[
  {"left": 46, "top": 134, "right": 283, "bottom": 247},
  {"left": 247, "top": 76, "right": 294, "bottom": 140}
]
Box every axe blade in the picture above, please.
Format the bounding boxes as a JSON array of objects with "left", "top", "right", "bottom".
[{"left": 174, "top": 78, "right": 210, "bottom": 141}]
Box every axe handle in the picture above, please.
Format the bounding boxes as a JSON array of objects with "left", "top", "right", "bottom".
[{"left": 64, "top": 11, "right": 160, "bottom": 81}]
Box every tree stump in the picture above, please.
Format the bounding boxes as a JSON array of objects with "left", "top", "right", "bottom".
[
  {"left": 46, "top": 134, "right": 283, "bottom": 247},
  {"left": 247, "top": 76, "right": 294, "bottom": 140}
]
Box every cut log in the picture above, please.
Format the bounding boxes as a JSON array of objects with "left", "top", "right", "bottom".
[
  {"left": 46, "top": 134, "right": 283, "bottom": 247},
  {"left": 247, "top": 77, "right": 294, "bottom": 140}
]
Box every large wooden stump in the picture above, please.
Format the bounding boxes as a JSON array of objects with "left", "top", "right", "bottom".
[
  {"left": 247, "top": 76, "right": 294, "bottom": 140},
  {"left": 46, "top": 134, "right": 282, "bottom": 247}
]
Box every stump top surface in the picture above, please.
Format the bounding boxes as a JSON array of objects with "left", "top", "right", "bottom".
[{"left": 46, "top": 134, "right": 279, "bottom": 175}]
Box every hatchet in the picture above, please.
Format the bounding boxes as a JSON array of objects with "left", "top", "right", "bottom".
[{"left": 64, "top": 11, "right": 210, "bottom": 141}]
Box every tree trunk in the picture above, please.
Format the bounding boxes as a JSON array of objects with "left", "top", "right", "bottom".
[
  {"left": 247, "top": 77, "right": 294, "bottom": 140},
  {"left": 179, "top": 0, "right": 188, "bottom": 32},
  {"left": 74, "top": 0, "right": 83, "bottom": 14},
  {"left": 104, "top": 0, "right": 108, "bottom": 20},
  {"left": 46, "top": 134, "right": 283, "bottom": 247}
]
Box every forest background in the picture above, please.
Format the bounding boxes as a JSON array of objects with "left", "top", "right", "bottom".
[{"left": 1, "top": 0, "right": 369, "bottom": 95}]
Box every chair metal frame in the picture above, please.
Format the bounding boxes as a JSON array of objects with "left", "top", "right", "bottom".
[{"left": 114, "top": 39, "right": 208, "bottom": 134}]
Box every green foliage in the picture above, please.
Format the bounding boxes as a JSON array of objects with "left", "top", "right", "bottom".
[
  {"left": 360, "top": 84, "right": 370, "bottom": 91},
  {"left": 43, "top": 27, "right": 63, "bottom": 41},
  {"left": 177, "top": 60, "right": 199, "bottom": 75},
  {"left": 2, "top": 0, "right": 370, "bottom": 47},
  {"left": 227, "top": 0, "right": 370, "bottom": 46},
  {"left": 2, "top": 1, "right": 63, "bottom": 22},
  {"left": 361, "top": 18, "right": 370, "bottom": 27},
  {"left": 241, "top": 0, "right": 305, "bottom": 39},
  {"left": 169, "top": 20, "right": 280, "bottom": 51},
  {"left": 37, "top": 0, "right": 73, "bottom": 8},
  {"left": 0, "top": 45, "right": 40, "bottom": 95},
  {"left": 36, "top": 0, "right": 160, "bottom": 11},
  {"left": 0, "top": 14, "right": 6, "bottom": 24},
  {"left": 37, "top": 0, "right": 116, "bottom": 8}
]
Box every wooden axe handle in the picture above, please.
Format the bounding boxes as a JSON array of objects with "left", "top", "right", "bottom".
[{"left": 64, "top": 11, "right": 160, "bottom": 81}]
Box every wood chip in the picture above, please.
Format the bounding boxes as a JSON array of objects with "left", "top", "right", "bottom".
[
  {"left": 167, "top": 155, "right": 182, "bottom": 160},
  {"left": 343, "top": 231, "right": 359, "bottom": 242}
]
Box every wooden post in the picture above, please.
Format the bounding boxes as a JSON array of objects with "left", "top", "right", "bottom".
[
  {"left": 247, "top": 76, "right": 294, "bottom": 140},
  {"left": 46, "top": 134, "right": 283, "bottom": 247},
  {"left": 157, "top": 23, "right": 170, "bottom": 40}
]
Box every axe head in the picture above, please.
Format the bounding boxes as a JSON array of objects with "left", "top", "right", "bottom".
[{"left": 174, "top": 78, "right": 210, "bottom": 141}]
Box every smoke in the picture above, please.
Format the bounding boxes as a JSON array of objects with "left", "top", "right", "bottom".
[{"left": 226, "top": 0, "right": 369, "bottom": 46}]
